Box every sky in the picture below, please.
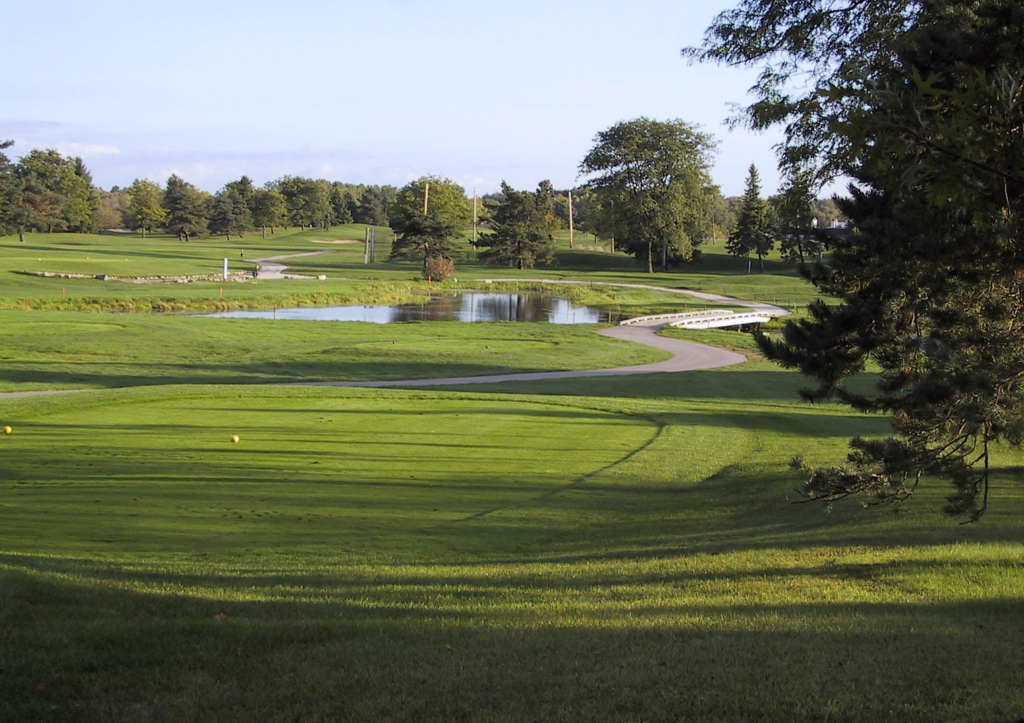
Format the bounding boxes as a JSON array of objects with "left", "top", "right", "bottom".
[{"left": 2, "top": 0, "right": 787, "bottom": 198}]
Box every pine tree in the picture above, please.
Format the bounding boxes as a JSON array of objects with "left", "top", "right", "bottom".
[
  {"left": 477, "top": 181, "right": 557, "bottom": 269},
  {"left": 697, "top": 0, "right": 1024, "bottom": 519},
  {"left": 726, "top": 165, "right": 776, "bottom": 271}
]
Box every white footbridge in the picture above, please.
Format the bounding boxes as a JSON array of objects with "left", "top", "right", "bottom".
[{"left": 619, "top": 307, "right": 782, "bottom": 329}]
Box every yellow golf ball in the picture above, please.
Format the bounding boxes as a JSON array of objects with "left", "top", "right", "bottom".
[
  {"left": 3, "top": 426, "right": 11, "bottom": 435},
  {"left": 231, "top": 435, "right": 240, "bottom": 444}
]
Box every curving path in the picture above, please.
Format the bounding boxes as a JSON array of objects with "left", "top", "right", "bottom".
[
  {"left": 306, "top": 325, "right": 747, "bottom": 389},
  {"left": 301, "top": 279, "right": 785, "bottom": 388},
  {"left": 0, "top": 266, "right": 787, "bottom": 396}
]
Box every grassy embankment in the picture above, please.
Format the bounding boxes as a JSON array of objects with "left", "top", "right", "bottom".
[{"left": 1, "top": 230, "right": 1022, "bottom": 722}]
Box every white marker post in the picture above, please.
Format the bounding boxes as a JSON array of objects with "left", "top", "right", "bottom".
[{"left": 223, "top": 258, "right": 228, "bottom": 280}]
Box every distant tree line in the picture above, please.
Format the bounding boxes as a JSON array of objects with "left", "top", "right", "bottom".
[
  {"left": 0, "top": 141, "right": 400, "bottom": 241},
  {"left": 0, "top": 137, "right": 845, "bottom": 275}
]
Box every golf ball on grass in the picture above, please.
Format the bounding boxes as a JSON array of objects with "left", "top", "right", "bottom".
[
  {"left": 231, "top": 435, "right": 240, "bottom": 444},
  {"left": 3, "top": 426, "right": 11, "bottom": 435}
]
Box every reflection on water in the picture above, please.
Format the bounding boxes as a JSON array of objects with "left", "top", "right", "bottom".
[{"left": 207, "top": 293, "right": 623, "bottom": 324}]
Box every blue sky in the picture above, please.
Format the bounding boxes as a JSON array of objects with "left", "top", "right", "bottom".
[{"left": 3, "top": 0, "right": 785, "bottom": 197}]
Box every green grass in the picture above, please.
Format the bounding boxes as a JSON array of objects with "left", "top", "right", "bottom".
[
  {"left": 0, "top": 312, "right": 665, "bottom": 392},
  {"left": 2, "top": 379, "right": 1023, "bottom": 721},
  {"left": 0, "top": 230, "right": 819, "bottom": 313},
  {"left": 2, "top": 231, "right": 1022, "bottom": 722}
]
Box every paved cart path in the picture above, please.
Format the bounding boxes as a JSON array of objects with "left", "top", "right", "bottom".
[{"left": 0, "top": 273, "right": 787, "bottom": 397}]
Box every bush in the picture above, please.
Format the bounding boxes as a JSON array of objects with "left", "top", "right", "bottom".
[{"left": 424, "top": 256, "right": 455, "bottom": 282}]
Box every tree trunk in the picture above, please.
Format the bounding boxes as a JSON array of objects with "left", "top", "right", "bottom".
[
  {"left": 262, "top": 226, "right": 267, "bottom": 239},
  {"left": 646, "top": 241, "right": 653, "bottom": 273}
]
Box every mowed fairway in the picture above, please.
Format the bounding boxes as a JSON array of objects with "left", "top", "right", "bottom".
[
  {"left": 3, "top": 375, "right": 1024, "bottom": 722},
  {"left": 2, "top": 233, "right": 1024, "bottom": 722},
  {"left": 0, "top": 386, "right": 658, "bottom": 559}
]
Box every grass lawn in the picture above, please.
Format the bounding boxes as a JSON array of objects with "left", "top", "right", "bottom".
[{"left": 1, "top": 232, "right": 1022, "bottom": 722}]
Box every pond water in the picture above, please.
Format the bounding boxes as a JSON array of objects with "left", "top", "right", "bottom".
[{"left": 206, "top": 293, "right": 625, "bottom": 324}]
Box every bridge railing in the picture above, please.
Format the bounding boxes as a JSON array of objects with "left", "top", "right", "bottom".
[
  {"left": 620, "top": 309, "right": 734, "bottom": 326},
  {"left": 668, "top": 311, "right": 780, "bottom": 329}
]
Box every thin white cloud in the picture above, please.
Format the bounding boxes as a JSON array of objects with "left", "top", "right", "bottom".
[{"left": 55, "top": 142, "right": 121, "bottom": 157}]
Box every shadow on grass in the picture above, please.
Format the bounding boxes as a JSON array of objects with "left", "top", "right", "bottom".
[{"left": 1, "top": 557, "right": 1023, "bottom": 723}]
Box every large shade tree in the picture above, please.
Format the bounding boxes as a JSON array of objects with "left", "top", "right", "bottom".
[
  {"left": 691, "top": 0, "right": 1024, "bottom": 519},
  {"left": 579, "top": 117, "right": 716, "bottom": 272},
  {"left": 15, "top": 149, "right": 98, "bottom": 233},
  {"left": 250, "top": 187, "right": 287, "bottom": 237},
  {"left": 126, "top": 179, "right": 166, "bottom": 238}
]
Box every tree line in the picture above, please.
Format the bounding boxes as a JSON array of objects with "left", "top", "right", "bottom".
[
  {"left": 0, "top": 137, "right": 843, "bottom": 268},
  {"left": 0, "top": 146, "right": 401, "bottom": 242}
]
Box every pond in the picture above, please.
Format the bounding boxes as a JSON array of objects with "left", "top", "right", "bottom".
[{"left": 206, "top": 293, "right": 626, "bottom": 324}]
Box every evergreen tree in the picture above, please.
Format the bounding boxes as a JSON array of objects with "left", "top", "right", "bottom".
[
  {"left": 726, "top": 165, "right": 776, "bottom": 271},
  {"left": 389, "top": 176, "right": 470, "bottom": 276},
  {"left": 354, "top": 186, "right": 393, "bottom": 226},
  {"left": 0, "top": 140, "right": 21, "bottom": 237},
  {"left": 209, "top": 187, "right": 252, "bottom": 238},
  {"left": 163, "top": 174, "right": 208, "bottom": 241},
  {"left": 697, "top": 0, "right": 1024, "bottom": 519},
  {"left": 477, "top": 181, "right": 558, "bottom": 269}
]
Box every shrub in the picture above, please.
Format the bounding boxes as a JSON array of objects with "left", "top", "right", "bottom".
[{"left": 424, "top": 256, "right": 455, "bottom": 282}]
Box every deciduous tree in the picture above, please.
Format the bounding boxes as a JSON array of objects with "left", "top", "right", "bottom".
[
  {"left": 579, "top": 118, "right": 716, "bottom": 272},
  {"left": 774, "top": 166, "right": 822, "bottom": 264},
  {"left": 127, "top": 179, "right": 166, "bottom": 238},
  {"left": 15, "top": 149, "right": 98, "bottom": 233},
  {"left": 251, "top": 188, "right": 286, "bottom": 237}
]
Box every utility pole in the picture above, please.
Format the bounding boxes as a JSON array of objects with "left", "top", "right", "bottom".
[
  {"left": 423, "top": 182, "right": 429, "bottom": 215},
  {"left": 568, "top": 190, "right": 574, "bottom": 249},
  {"left": 473, "top": 187, "right": 478, "bottom": 244}
]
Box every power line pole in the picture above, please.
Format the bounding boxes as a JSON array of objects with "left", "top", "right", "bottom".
[
  {"left": 473, "top": 187, "right": 478, "bottom": 244},
  {"left": 568, "top": 190, "right": 575, "bottom": 249},
  {"left": 423, "top": 182, "right": 429, "bottom": 215}
]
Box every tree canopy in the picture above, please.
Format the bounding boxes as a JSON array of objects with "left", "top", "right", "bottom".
[
  {"left": 127, "top": 179, "right": 166, "bottom": 237},
  {"left": 579, "top": 118, "right": 716, "bottom": 272},
  {"left": 389, "top": 176, "right": 471, "bottom": 274},
  {"left": 163, "top": 175, "right": 209, "bottom": 241},
  {"left": 477, "top": 181, "right": 558, "bottom": 269},
  {"left": 695, "top": 0, "right": 1024, "bottom": 519}
]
